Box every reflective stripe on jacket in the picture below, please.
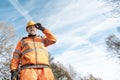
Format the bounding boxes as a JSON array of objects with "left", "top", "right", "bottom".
[{"left": 10, "top": 29, "right": 56, "bottom": 70}]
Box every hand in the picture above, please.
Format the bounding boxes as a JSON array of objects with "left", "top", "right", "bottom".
[
  {"left": 35, "top": 23, "right": 45, "bottom": 31},
  {"left": 11, "top": 69, "right": 19, "bottom": 80}
]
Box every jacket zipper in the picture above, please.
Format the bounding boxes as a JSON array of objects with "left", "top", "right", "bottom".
[{"left": 32, "top": 37, "right": 38, "bottom": 64}]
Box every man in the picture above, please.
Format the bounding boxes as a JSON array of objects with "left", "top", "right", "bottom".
[{"left": 10, "top": 20, "right": 56, "bottom": 80}]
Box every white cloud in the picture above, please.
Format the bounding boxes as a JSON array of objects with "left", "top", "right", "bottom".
[
  {"left": 48, "top": 0, "right": 120, "bottom": 80},
  {"left": 45, "top": 0, "right": 109, "bottom": 30},
  {"left": 54, "top": 40, "right": 120, "bottom": 80}
]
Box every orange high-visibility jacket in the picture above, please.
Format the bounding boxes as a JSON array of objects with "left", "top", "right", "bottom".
[{"left": 10, "top": 29, "right": 56, "bottom": 70}]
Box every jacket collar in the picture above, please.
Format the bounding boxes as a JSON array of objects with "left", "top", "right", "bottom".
[{"left": 28, "top": 34, "right": 36, "bottom": 38}]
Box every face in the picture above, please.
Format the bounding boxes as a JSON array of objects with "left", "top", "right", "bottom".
[{"left": 26, "top": 25, "right": 37, "bottom": 35}]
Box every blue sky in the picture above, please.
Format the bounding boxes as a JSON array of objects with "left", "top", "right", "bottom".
[{"left": 0, "top": 0, "right": 120, "bottom": 80}]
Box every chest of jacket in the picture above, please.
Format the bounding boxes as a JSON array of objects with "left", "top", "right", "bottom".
[{"left": 20, "top": 36, "right": 49, "bottom": 65}]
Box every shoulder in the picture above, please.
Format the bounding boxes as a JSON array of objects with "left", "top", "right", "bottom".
[
  {"left": 19, "top": 37, "right": 28, "bottom": 43},
  {"left": 18, "top": 37, "right": 28, "bottom": 46},
  {"left": 22, "top": 37, "right": 28, "bottom": 39}
]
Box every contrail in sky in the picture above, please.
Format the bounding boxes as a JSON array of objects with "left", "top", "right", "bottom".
[{"left": 9, "top": 0, "right": 31, "bottom": 21}]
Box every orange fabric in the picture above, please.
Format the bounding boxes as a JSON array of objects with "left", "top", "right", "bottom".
[
  {"left": 20, "top": 68, "right": 55, "bottom": 80},
  {"left": 10, "top": 29, "right": 56, "bottom": 80}
]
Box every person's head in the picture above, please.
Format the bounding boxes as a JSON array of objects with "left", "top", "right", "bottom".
[{"left": 26, "top": 20, "right": 37, "bottom": 35}]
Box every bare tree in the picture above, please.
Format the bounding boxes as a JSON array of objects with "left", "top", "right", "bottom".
[
  {"left": 83, "top": 74, "right": 102, "bottom": 80},
  {"left": 49, "top": 56, "right": 102, "bottom": 80},
  {"left": 105, "top": 34, "right": 120, "bottom": 59},
  {"left": 0, "top": 22, "right": 16, "bottom": 80},
  {"left": 102, "top": 0, "right": 120, "bottom": 17},
  {"left": 50, "top": 62, "right": 72, "bottom": 80},
  {"left": 49, "top": 55, "right": 72, "bottom": 80}
]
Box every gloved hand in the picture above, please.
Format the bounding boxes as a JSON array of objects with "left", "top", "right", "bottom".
[
  {"left": 11, "top": 69, "right": 19, "bottom": 80},
  {"left": 35, "top": 23, "right": 45, "bottom": 31}
]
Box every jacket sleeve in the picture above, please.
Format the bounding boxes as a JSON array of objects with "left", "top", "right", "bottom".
[
  {"left": 42, "top": 29, "right": 56, "bottom": 47},
  {"left": 10, "top": 41, "right": 22, "bottom": 70}
]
